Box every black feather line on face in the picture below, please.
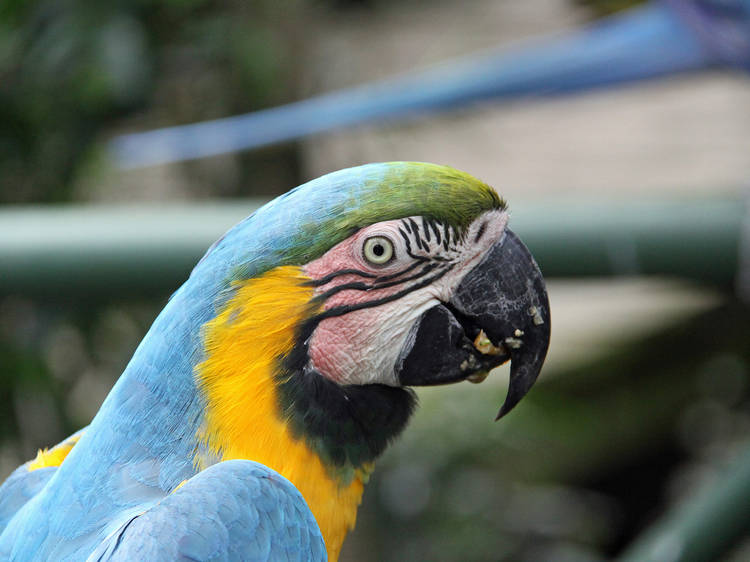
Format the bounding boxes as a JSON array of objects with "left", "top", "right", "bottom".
[
  {"left": 376, "top": 258, "right": 423, "bottom": 281},
  {"left": 453, "top": 225, "right": 465, "bottom": 244},
  {"left": 398, "top": 227, "right": 412, "bottom": 255},
  {"left": 421, "top": 218, "right": 431, "bottom": 243},
  {"left": 474, "top": 221, "right": 488, "bottom": 243},
  {"left": 308, "top": 268, "right": 378, "bottom": 287},
  {"left": 313, "top": 266, "right": 452, "bottom": 322},
  {"left": 432, "top": 222, "right": 442, "bottom": 245},
  {"left": 310, "top": 258, "right": 428, "bottom": 291},
  {"left": 315, "top": 263, "right": 442, "bottom": 301},
  {"left": 413, "top": 233, "right": 426, "bottom": 252},
  {"left": 406, "top": 250, "right": 428, "bottom": 261}
]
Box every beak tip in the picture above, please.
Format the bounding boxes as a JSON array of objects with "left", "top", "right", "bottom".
[
  {"left": 493, "top": 389, "right": 522, "bottom": 421},
  {"left": 494, "top": 324, "right": 549, "bottom": 422}
]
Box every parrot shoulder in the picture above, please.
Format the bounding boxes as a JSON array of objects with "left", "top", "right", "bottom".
[
  {"left": 0, "top": 464, "right": 56, "bottom": 534},
  {"left": 90, "top": 459, "right": 327, "bottom": 561}
]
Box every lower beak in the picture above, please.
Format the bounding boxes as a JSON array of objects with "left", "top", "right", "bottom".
[{"left": 396, "top": 229, "right": 550, "bottom": 420}]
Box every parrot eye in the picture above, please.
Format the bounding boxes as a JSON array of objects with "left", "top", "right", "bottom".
[{"left": 362, "top": 236, "right": 395, "bottom": 265}]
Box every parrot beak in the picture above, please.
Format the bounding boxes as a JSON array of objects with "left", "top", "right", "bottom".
[{"left": 396, "top": 229, "right": 550, "bottom": 420}]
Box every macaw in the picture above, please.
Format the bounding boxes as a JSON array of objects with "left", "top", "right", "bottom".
[{"left": 0, "top": 162, "right": 550, "bottom": 561}]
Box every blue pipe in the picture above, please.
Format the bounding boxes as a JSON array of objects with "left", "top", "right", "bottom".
[{"left": 111, "top": 1, "right": 749, "bottom": 169}]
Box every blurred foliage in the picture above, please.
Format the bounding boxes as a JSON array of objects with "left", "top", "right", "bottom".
[
  {"left": 0, "top": 0, "right": 632, "bottom": 203},
  {"left": 0, "top": 0, "right": 311, "bottom": 203},
  {"left": 0, "top": 296, "right": 161, "bottom": 472}
]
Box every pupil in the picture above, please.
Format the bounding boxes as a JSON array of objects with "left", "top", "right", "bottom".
[{"left": 373, "top": 244, "right": 385, "bottom": 256}]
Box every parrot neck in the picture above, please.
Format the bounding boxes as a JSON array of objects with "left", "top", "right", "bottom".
[{"left": 195, "top": 266, "right": 415, "bottom": 561}]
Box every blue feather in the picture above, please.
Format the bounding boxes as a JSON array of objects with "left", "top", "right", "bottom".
[{"left": 89, "top": 461, "right": 325, "bottom": 561}]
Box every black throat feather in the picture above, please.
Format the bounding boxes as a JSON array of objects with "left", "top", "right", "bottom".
[{"left": 275, "top": 317, "right": 417, "bottom": 471}]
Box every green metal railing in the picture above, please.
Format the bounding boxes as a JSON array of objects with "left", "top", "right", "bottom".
[{"left": 0, "top": 197, "right": 744, "bottom": 298}]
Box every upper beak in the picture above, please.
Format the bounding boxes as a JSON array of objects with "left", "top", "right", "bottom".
[
  {"left": 451, "top": 229, "right": 550, "bottom": 419},
  {"left": 396, "top": 229, "right": 550, "bottom": 420}
]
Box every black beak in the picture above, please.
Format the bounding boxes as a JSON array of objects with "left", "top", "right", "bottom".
[{"left": 396, "top": 229, "right": 550, "bottom": 420}]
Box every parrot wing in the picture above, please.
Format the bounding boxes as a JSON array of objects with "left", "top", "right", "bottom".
[
  {"left": 0, "top": 465, "right": 56, "bottom": 533},
  {"left": 89, "top": 459, "right": 326, "bottom": 561}
]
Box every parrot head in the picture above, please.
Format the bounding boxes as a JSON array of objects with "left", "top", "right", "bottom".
[
  {"left": 301, "top": 206, "right": 548, "bottom": 419},
  {"left": 189, "top": 162, "right": 550, "bottom": 557}
]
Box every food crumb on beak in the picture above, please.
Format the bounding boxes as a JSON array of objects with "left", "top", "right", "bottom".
[
  {"left": 504, "top": 337, "right": 523, "bottom": 350},
  {"left": 473, "top": 329, "right": 506, "bottom": 356},
  {"left": 529, "top": 306, "right": 545, "bottom": 326}
]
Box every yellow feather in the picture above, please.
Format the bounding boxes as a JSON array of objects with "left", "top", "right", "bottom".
[
  {"left": 28, "top": 432, "right": 82, "bottom": 471},
  {"left": 171, "top": 479, "right": 188, "bottom": 493},
  {"left": 196, "top": 265, "right": 364, "bottom": 561}
]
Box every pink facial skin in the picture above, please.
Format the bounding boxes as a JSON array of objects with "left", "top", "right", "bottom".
[{"left": 303, "top": 210, "right": 508, "bottom": 386}]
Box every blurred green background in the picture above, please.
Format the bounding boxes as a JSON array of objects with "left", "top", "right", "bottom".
[{"left": 2, "top": 0, "right": 750, "bottom": 560}]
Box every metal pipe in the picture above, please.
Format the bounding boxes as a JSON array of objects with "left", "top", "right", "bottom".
[
  {"left": 110, "top": 0, "right": 750, "bottom": 169},
  {"left": 0, "top": 198, "right": 743, "bottom": 298}
]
